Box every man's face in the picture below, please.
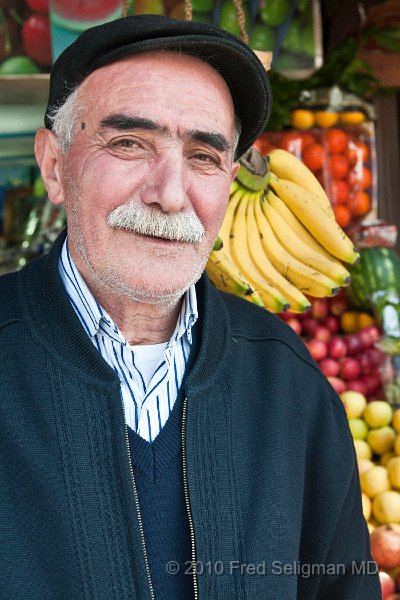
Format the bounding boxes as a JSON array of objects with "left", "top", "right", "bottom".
[{"left": 53, "top": 51, "right": 239, "bottom": 303}]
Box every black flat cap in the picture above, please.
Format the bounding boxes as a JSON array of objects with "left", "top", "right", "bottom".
[{"left": 45, "top": 14, "right": 272, "bottom": 158}]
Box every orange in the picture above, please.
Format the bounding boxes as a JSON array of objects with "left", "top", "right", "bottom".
[
  {"left": 290, "top": 109, "right": 315, "bottom": 129},
  {"left": 333, "top": 204, "right": 351, "bottom": 228},
  {"left": 314, "top": 111, "right": 339, "bottom": 128},
  {"left": 339, "top": 111, "right": 366, "bottom": 124},
  {"left": 358, "top": 312, "right": 376, "bottom": 329},
  {"left": 329, "top": 179, "right": 349, "bottom": 205},
  {"left": 361, "top": 167, "right": 373, "bottom": 190},
  {"left": 278, "top": 131, "right": 303, "bottom": 155},
  {"left": 326, "top": 128, "right": 349, "bottom": 154},
  {"left": 302, "top": 143, "right": 325, "bottom": 172},
  {"left": 341, "top": 311, "right": 360, "bottom": 334},
  {"left": 329, "top": 154, "right": 350, "bottom": 179},
  {"left": 349, "top": 191, "right": 371, "bottom": 217}
]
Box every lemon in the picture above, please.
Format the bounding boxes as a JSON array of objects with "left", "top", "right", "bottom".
[
  {"left": 367, "top": 426, "right": 396, "bottom": 455},
  {"left": 373, "top": 491, "right": 400, "bottom": 524},
  {"left": 314, "top": 111, "right": 338, "bottom": 128},
  {"left": 354, "top": 439, "right": 372, "bottom": 460},
  {"left": 361, "top": 465, "right": 390, "bottom": 498},
  {"left": 340, "top": 391, "right": 367, "bottom": 419},
  {"left": 349, "top": 418, "right": 369, "bottom": 440},
  {"left": 362, "top": 492, "right": 372, "bottom": 520},
  {"left": 388, "top": 457, "right": 400, "bottom": 489},
  {"left": 363, "top": 401, "right": 393, "bottom": 428}
]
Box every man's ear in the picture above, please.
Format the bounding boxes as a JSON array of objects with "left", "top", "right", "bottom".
[{"left": 34, "top": 128, "right": 65, "bottom": 205}]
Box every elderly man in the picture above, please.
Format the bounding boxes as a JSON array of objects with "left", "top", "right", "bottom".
[{"left": 0, "top": 14, "right": 380, "bottom": 600}]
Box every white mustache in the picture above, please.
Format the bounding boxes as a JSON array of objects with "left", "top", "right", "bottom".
[{"left": 107, "top": 200, "right": 205, "bottom": 243}]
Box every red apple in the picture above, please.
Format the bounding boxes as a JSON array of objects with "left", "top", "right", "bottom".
[
  {"left": 344, "top": 334, "right": 363, "bottom": 357},
  {"left": 361, "top": 373, "right": 382, "bottom": 396},
  {"left": 327, "top": 376, "right": 347, "bottom": 395},
  {"left": 319, "top": 358, "right": 340, "bottom": 377},
  {"left": 324, "top": 315, "right": 339, "bottom": 334},
  {"left": 302, "top": 318, "right": 319, "bottom": 337},
  {"left": 311, "top": 298, "right": 329, "bottom": 321},
  {"left": 372, "top": 527, "right": 400, "bottom": 570},
  {"left": 328, "top": 336, "right": 347, "bottom": 359},
  {"left": 314, "top": 325, "right": 331, "bottom": 343},
  {"left": 306, "top": 339, "right": 327, "bottom": 362},
  {"left": 329, "top": 294, "right": 348, "bottom": 317},
  {"left": 365, "top": 347, "right": 384, "bottom": 369},
  {"left": 358, "top": 327, "right": 376, "bottom": 350},
  {"left": 358, "top": 353, "right": 372, "bottom": 375},
  {"left": 286, "top": 318, "right": 302, "bottom": 336},
  {"left": 379, "top": 571, "right": 396, "bottom": 599},
  {"left": 363, "top": 325, "right": 381, "bottom": 344},
  {"left": 346, "top": 379, "right": 368, "bottom": 395},
  {"left": 340, "top": 357, "right": 361, "bottom": 381}
]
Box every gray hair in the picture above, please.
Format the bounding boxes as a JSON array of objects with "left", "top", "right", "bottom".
[{"left": 47, "top": 86, "right": 242, "bottom": 158}]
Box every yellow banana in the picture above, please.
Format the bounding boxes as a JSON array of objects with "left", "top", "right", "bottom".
[
  {"left": 263, "top": 192, "right": 351, "bottom": 287},
  {"left": 267, "top": 148, "right": 335, "bottom": 219},
  {"left": 255, "top": 194, "right": 340, "bottom": 298},
  {"left": 269, "top": 176, "right": 359, "bottom": 265},
  {"left": 246, "top": 194, "right": 311, "bottom": 313},
  {"left": 217, "top": 186, "right": 265, "bottom": 307},
  {"left": 231, "top": 191, "right": 290, "bottom": 312},
  {"left": 267, "top": 189, "right": 335, "bottom": 260},
  {"left": 206, "top": 248, "right": 253, "bottom": 297}
]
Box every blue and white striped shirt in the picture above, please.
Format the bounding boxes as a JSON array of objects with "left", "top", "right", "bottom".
[{"left": 58, "top": 238, "right": 198, "bottom": 443}]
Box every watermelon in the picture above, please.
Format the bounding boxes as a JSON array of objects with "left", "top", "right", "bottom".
[
  {"left": 348, "top": 247, "right": 400, "bottom": 309},
  {"left": 348, "top": 247, "right": 400, "bottom": 343}
]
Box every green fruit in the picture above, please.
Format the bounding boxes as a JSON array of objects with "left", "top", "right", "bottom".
[
  {"left": 348, "top": 247, "right": 400, "bottom": 310},
  {"left": 192, "top": 11, "right": 212, "bottom": 23},
  {"left": 33, "top": 175, "right": 46, "bottom": 198},
  {"left": 0, "top": 56, "right": 40, "bottom": 75},
  {"left": 249, "top": 23, "right": 277, "bottom": 51},
  {"left": 191, "top": 0, "right": 214, "bottom": 12},
  {"left": 236, "top": 147, "right": 270, "bottom": 191},
  {"left": 259, "top": 0, "right": 290, "bottom": 27},
  {"left": 219, "top": 0, "right": 249, "bottom": 37},
  {"left": 283, "top": 19, "right": 302, "bottom": 53}
]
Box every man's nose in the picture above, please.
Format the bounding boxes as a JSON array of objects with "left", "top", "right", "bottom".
[{"left": 141, "top": 151, "right": 189, "bottom": 214}]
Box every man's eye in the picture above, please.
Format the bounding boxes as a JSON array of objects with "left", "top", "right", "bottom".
[
  {"left": 192, "top": 153, "right": 219, "bottom": 165},
  {"left": 111, "top": 138, "right": 140, "bottom": 148}
]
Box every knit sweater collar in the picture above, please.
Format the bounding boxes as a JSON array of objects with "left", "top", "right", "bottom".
[{"left": 19, "top": 229, "right": 231, "bottom": 394}]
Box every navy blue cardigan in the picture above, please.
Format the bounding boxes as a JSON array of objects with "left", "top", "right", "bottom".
[{"left": 0, "top": 231, "right": 381, "bottom": 599}]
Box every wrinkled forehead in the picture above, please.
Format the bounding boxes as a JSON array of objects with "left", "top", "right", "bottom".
[{"left": 78, "top": 49, "right": 236, "bottom": 124}]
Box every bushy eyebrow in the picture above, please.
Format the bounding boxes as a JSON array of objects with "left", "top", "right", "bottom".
[{"left": 99, "top": 113, "right": 231, "bottom": 153}]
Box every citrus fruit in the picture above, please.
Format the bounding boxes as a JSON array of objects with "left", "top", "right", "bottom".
[
  {"left": 329, "top": 154, "right": 350, "bottom": 179},
  {"left": 302, "top": 143, "right": 325, "bottom": 172},
  {"left": 290, "top": 109, "right": 314, "bottom": 129},
  {"left": 333, "top": 205, "right": 351, "bottom": 228},
  {"left": 326, "top": 128, "right": 349, "bottom": 154},
  {"left": 341, "top": 311, "right": 360, "bottom": 334},
  {"left": 358, "top": 313, "right": 376, "bottom": 329},
  {"left": 349, "top": 191, "right": 371, "bottom": 218},
  {"left": 361, "top": 465, "right": 390, "bottom": 498},
  {"left": 358, "top": 458, "right": 375, "bottom": 474},
  {"left": 219, "top": 0, "right": 249, "bottom": 37},
  {"left": 314, "top": 111, "right": 338, "bottom": 128},
  {"left": 339, "top": 111, "right": 366, "bottom": 125},
  {"left": 364, "top": 402, "right": 393, "bottom": 429},
  {"left": 329, "top": 179, "right": 350, "bottom": 205},
  {"left": 373, "top": 491, "right": 400, "bottom": 524}
]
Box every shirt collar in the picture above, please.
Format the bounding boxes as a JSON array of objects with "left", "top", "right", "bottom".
[{"left": 58, "top": 237, "right": 198, "bottom": 346}]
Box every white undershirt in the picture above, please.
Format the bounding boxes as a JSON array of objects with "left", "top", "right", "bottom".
[{"left": 131, "top": 342, "right": 169, "bottom": 389}]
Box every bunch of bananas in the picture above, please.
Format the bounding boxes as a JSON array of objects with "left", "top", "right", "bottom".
[{"left": 206, "top": 148, "right": 360, "bottom": 313}]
